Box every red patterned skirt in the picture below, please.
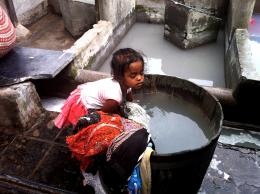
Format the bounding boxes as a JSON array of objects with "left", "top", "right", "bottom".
[{"left": 54, "top": 88, "right": 88, "bottom": 129}]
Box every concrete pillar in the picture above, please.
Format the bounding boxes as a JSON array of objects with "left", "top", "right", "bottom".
[
  {"left": 0, "top": 82, "right": 44, "bottom": 130},
  {"left": 59, "top": 0, "right": 96, "bottom": 38},
  {"left": 98, "top": 0, "right": 135, "bottom": 27},
  {"left": 225, "top": 0, "right": 256, "bottom": 52},
  {"left": 164, "top": 0, "right": 223, "bottom": 49},
  {"left": 12, "top": 0, "right": 48, "bottom": 26},
  {"left": 225, "top": 28, "right": 260, "bottom": 105}
]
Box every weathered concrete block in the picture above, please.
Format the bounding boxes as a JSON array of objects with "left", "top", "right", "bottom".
[
  {"left": 15, "top": 23, "right": 32, "bottom": 43},
  {"left": 225, "top": 29, "right": 260, "bottom": 103},
  {"left": 136, "top": 0, "right": 165, "bottom": 24},
  {"left": 13, "top": 0, "right": 48, "bottom": 26},
  {"left": 0, "top": 82, "right": 44, "bottom": 130},
  {"left": 165, "top": 0, "right": 221, "bottom": 49},
  {"left": 226, "top": 0, "right": 255, "bottom": 48},
  {"left": 65, "top": 12, "right": 135, "bottom": 79},
  {"left": 174, "top": 0, "right": 228, "bottom": 18},
  {"left": 98, "top": 0, "right": 135, "bottom": 27},
  {"left": 66, "top": 20, "right": 113, "bottom": 74},
  {"left": 59, "top": 0, "right": 96, "bottom": 37}
]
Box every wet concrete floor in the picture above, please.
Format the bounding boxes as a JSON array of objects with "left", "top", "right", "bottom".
[
  {"left": 0, "top": 111, "right": 94, "bottom": 194},
  {"left": 0, "top": 108, "right": 259, "bottom": 193}
]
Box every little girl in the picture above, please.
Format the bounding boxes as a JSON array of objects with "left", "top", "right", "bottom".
[{"left": 54, "top": 48, "right": 145, "bottom": 129}]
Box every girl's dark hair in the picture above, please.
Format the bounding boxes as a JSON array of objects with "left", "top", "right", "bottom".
[{"left": 111, "top": 48, "right": 144, "bottom": 81}]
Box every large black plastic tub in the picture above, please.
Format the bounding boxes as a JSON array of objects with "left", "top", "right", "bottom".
[{"left": 136, "top": 75, "right": 223, "bottom": 194}]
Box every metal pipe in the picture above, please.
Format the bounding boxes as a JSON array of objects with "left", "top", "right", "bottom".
[{"left": 202, "top": 86, "right": 237, "bottom": 107}]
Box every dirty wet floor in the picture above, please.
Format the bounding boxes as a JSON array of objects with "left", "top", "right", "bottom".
[
  {"left": 0, "top": 111, "right": 94, "bottom": 194},
  {"left": 0, "top": 110, "right": 259, "bottom": 193}
]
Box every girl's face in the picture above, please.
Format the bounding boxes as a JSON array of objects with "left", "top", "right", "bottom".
[{"left": 123, "top": 60, "right": 144, "bottom": 89}]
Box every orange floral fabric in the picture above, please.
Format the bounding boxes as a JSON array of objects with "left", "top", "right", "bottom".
[{"left": 66, "top": 111, "right": 123, "bottom": 170}]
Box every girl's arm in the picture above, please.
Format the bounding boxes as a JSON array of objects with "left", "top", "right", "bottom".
[{"left": 101, "top": 99, "right": 120, "bottom": 113}]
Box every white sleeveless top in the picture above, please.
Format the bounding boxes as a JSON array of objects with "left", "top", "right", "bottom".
[{"left": 79, "top": 78, "right": 123, "bottom": 109}]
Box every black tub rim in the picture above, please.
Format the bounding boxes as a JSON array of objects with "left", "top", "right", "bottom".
[{"left": 137, "top": 74, "right": 224, "bottom": 158}]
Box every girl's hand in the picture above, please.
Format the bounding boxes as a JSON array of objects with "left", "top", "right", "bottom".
[{"left": 101, "top": 99, "right": 120, "bottom": 114}]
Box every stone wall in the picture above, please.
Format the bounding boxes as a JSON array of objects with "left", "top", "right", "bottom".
[
  {"left": 0, "top": 82, "right": 44, "bottom": 130},
  {"left": 136, "top": 0, "right": 165, "bottom": 24},
  {"left": 13, "top": 0, "right": 48, "bottom": 26},
  {"left": 98, "top": 0, "right": 135, "bottom": 28},
  {"left": 164, "top": 0, "right": 227, "bottom": 49},
  {"left": 59, "top": 0, "right": 96, "bottom": 38},
  {"left": 66, "top": 20, "right": 113, "bottom": 75},
  {"left": 61, "top": 0, "right": 136, "bottom": 79}
]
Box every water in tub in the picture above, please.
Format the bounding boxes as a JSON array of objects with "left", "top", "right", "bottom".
[{"left": 134, "top": 92, "right": 213, "bottom": 154}]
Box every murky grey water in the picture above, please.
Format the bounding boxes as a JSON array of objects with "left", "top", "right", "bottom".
[
  {"left": 134, "top": 92, "right": 214, "bottom": 154},
  {"left": 99, "top": 23, "right": 225, "bottom": 87}
]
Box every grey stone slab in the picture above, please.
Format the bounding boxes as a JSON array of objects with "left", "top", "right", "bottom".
[
  {"left": 0, "top": 82, "right": 44, "bottom": 130},
  {"left": 174, "top": 0, "right": 228, "bottom": 18},
  {"left": 165, "top": 0, "right": 221, "bottom": 49},
  {"left": 0, "top": 47, "right": 74, "bottom": 87}
]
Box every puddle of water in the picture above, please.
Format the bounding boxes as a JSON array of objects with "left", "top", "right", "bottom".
[
  {"left": 99, "top": 23, "right": 225, "bottom": 87},
  {"left": 134, "top": 92, "right": 214, "bottom": 154}
]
